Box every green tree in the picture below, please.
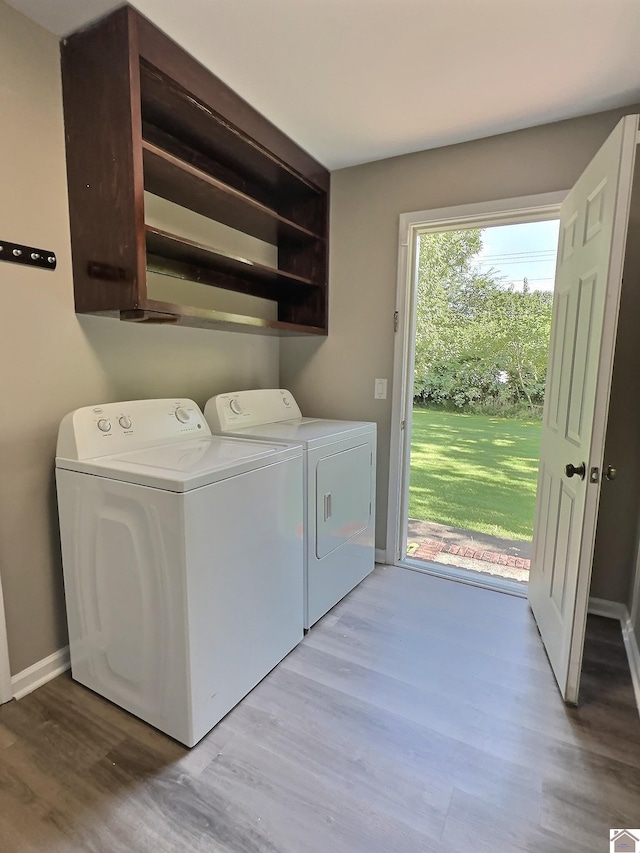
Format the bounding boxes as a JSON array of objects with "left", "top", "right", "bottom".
[
  {"left": 474, "top": 282, "right": 553, "bottom": 411},
  {"left": 414, "top": 230, "right": 553, "bottom": 414},
  {"left": 414, "top": 229, "right": 498, "bottom": 403}
]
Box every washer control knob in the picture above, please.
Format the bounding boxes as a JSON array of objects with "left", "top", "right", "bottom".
[
  {"left": 97, "top": 418, "right": 111, "bottom": 432},
  {"left": 230, "top": 399, "right": 243, "bottom": 415},
  {"left": 119, "top": 415, "right": 132, "bottom": 430},
  {"left": 175, "top": 407, "right": 191, "bottom": 423},
  {"left": 282, "top": 396, "right": 291, "bottom": 407}
]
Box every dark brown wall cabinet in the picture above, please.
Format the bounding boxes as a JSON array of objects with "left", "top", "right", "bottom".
[{"left": 61, "top": 6, "right": 329, "bottom": 335}]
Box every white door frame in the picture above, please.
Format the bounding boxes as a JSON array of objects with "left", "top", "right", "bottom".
[
  {"left": 0, "top": 573, "right": 12, "bottom": 703},
  {"left": 386, "top": 191, "right": 568, "bottom": 566}
]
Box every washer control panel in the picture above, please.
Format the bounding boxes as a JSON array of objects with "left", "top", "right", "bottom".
[
  {"left": 205, "top": 389, "right": 302, "bottom": 432},
  {"left": 57, "top": 399, "right": 211, "bottom": 460}
]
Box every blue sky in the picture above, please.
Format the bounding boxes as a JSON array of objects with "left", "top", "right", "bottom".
[{"left": 473, "top": 220, "right": 560, "bottom": 292}]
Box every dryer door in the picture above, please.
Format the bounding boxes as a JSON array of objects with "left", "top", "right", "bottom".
[{"left": 316, "top": 442, "right": 372, "bottom": 559}]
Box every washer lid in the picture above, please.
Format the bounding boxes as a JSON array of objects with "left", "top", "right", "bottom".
[
  {"left": 55, "top": 435, "right": 302, "bottom": 492},
  {"left": 222, "top": 418, "right": 376, "bottom": 449}
]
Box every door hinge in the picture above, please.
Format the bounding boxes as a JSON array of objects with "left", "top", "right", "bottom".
[
  {"left": 394, "top": 311, "right": 399, "bottom": 332},
  {"left": 400, "top": 419, "right": 405, "bottom": 430}
]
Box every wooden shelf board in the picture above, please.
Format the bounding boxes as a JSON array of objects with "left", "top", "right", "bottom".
[
  {"left": 143, "top": 141, "right": 322, "bottom": 246},
  {"left": 138, "top": 59, "right": 329, "bottom": 198},
  {"left": 119, "top": 300, "right": 327, "bottom": 336},
  {"left": 145, "top": 226, "right": 319, "bottom": 296}
]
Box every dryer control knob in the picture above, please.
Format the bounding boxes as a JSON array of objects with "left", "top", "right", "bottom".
[
  {"left": 119, "top": 415, "right": 132, "bottom": 430},
  {"left": 175, "top": 407, "right": 191, "bottom": 423},
  {"left": 282, "top": 396, "right": 291, "bottom": 407},
  {"left": 230, "top": 399, "right": 243, "bottom": 415},
  {"left": 97, "top": 418, "right": 111, "bottom": 432}
]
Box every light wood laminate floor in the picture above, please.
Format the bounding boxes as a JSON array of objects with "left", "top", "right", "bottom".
[{"left": 1, "top": 566, "right": 639, "bottom": 852}]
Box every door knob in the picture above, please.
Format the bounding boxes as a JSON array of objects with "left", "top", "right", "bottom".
[
  {"left": 605, "top": 465, "right": 618, "bottom": 481},
  {"left": 565, "top": 462, "right": 586, "bottom": 480}
]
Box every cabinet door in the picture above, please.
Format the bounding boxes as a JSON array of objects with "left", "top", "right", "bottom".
[{"left": 316, "top": 443, "right": 372, "bottom": 559}]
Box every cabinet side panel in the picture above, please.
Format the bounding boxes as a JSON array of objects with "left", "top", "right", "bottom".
[
  {"left": 61, "top": 7, "right": 145, "bottom": 312},
  {"left": 278, "top": 246, "right": 328, "bottom": 331},
  {"left": 279, "top": 191, "right": 329, "bottom": 331}
]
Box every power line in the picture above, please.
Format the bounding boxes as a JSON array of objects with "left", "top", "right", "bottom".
[
  {"left": 479, "top": 249, "right": 556, "bottom": 258},
  {"left": 477, "top": 254, "right": 556, "bottom": 263},
  {"left": 477, "top": 253, "right": 556, "bottom": 262},
  {"left": 478, "top": 259, "right": 556, "bottom": 267},
  {"left": 502, "top": 277, "right": 554, "bottom": 284}
]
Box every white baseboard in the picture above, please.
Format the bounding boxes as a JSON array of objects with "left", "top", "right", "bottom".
[
  {"left": 375, "top": 548, "right": 387, "bottom": 564},
  {"left": 11, "top": 645, "right": 70, "bottom": 701},
  {"left": 622, "top": 615, "right": 640, "bottom": 715},
  {"left": 588, "top": 597, "right": 627, "bottom": 620}
]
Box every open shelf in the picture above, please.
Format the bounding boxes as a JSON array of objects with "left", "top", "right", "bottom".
[
  {"left": 61, "top": 6, "right": 329, "bottom": 335},
  {"left": 138, "top": 59, "right": 328, "bottom": 202},
  {"left": 145, "top": 226, "right": 318, "bottom": 300},
  {"left": 121, "top": 300, "right": 327, "bottom": 335},
  {"left": 143, "top": 141, "right": 321, "bottom": 246}
]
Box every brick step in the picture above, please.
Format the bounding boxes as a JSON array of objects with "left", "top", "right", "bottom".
[{"left": 412, "top": 538, "right": 530, "bottom": 570}]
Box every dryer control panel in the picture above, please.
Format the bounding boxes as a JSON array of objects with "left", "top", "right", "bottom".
[
  {"left": 205, "top": 389, "right": 302, "bottom": 432},
  {"left": 57, "top": 399, "right": 211, "bottom": 460}
]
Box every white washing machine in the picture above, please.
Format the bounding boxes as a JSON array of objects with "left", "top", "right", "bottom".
[
  {"left": 55, "top": 398, "right": 304, "bottom": 747},
  {"left": 205, "top": 389, "right": 376, "bottom": 629}
]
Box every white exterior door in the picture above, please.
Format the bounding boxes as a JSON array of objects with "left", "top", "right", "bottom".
[{"left": 528, "top": 115, "right": 638, "bottom": 704}]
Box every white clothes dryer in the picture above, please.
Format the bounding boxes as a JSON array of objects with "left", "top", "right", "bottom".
[
  {"left": 55, "top": 398, "right": 303, "bottom": 747},
  {"left": 205, "top": 389, "right": 376, "bottom": 629}
]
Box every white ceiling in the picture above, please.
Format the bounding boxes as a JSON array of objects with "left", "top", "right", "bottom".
[{"left": 7, "top": 0, "right": 640, "bottom": 170}]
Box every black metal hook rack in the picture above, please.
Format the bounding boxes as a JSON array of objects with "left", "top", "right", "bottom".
[{"left": 0, "top": 240, "right": 56, "bottom": 270}]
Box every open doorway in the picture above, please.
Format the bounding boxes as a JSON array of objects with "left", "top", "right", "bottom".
[
  {"left": 386, "top": 191, "right": 567, "bottom": 592},
  {"left": 387, "top": 118, "right": 640, "bottom": 707},
  {"left": 407, "top": 220, "right": 559, "bottom": 588}
]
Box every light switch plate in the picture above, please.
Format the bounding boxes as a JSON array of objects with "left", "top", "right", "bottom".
[{"left": 374, "top": 378, "right": 387, "bottom": 399}]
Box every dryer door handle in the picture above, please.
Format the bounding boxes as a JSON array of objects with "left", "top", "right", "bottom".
[{"left": 324, "top": 492, "right": 332, "bottom": 522}]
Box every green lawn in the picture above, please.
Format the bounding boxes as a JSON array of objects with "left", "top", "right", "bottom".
[{"left": 409, "top": 408, "right": 542, "bottom": 541}]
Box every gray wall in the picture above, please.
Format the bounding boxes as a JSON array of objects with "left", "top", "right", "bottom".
[
  {"left": 0, "top": 2, "right": 279, "bottom": 675},
  {"left": 281, "top": 101, "right": 640, "bottom": 607}
]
